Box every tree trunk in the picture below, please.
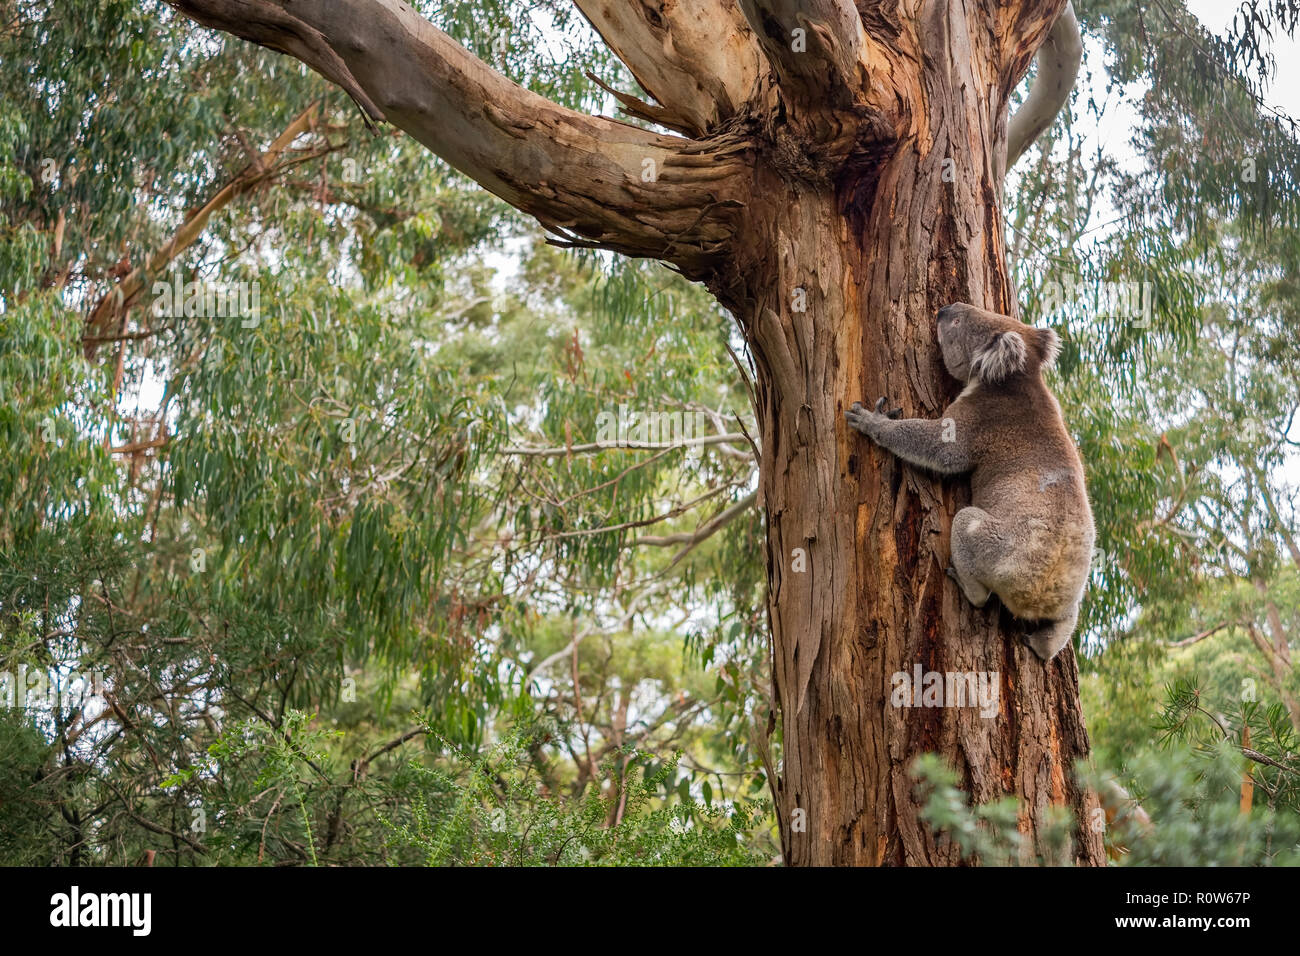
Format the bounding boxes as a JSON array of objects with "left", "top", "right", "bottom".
[
  {"left": 164, "top": 0, "right": 1104, "bottom": 865},
  {"left": 711, "top": 9, "right": 1104, "bottom": 867}
]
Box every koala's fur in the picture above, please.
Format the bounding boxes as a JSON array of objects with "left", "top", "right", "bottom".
[{"left": 844, "top": 302, "right": 1094, "bottom": 661}]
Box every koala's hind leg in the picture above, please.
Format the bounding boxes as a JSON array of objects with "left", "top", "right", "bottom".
[
  {"left": 1025, "top": 602, "right": 1079, "bottom": 662},
  {"left": 949, "top": 506, "right": 998, "bottom": 608}
]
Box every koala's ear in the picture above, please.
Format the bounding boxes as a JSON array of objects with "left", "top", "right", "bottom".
[
  {"left": 972, "top": 330, "right": 1027, "bottom": 383},
  {"left": 1035, "top": 327, "right": 1062, "bottom": 369}
]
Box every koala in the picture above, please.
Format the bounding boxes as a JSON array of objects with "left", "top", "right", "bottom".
[{"left": 844, "top": 302, "right": 1094, "bottom": 661}]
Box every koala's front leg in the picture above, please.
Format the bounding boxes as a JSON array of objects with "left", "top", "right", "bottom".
[{"left": 845, "top": 397, "right": 973, "bottom": 475}]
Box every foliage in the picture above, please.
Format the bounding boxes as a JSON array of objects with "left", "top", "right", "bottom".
[
  {"left": 912, "top": 755, "right": 1077, "bottom": 866},
  {"left": 2, "top": 0, "right": 1300, "bottom": 867},
  {"left": 379, "top": 718, "right": 772, "bottom": 866},
  {"left": 914, "top": 739, "right": 1300, "bottom": 867},
  {"left": 1093, "top": 744, "right": 1300, "bottom": 866},
  {"left": 150, "top": 710, "right": 775, "bottom": 866},
  {"left": 1154, "top": 675, "right": 1300, "bottom": 816}
]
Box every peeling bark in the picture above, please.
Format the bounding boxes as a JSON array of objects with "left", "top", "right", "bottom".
[
  {"left": 736, "top": 0, "right": 868, "bottom": 103},
  {"left": 573, "top": 0, "right": 762, "bottom": 135},
  {"left": 169, "top": 0, "right": 750, "bottom": 278}
]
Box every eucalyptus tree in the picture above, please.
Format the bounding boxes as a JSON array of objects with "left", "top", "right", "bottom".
[{"left": 152, "top": 0, "right": 1111, "bottom": 864}]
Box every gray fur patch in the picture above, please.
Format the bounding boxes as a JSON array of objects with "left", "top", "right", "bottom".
[
  {"left": 1040, "top": 328, "right": 1062, "bottom": 368},
  {"left": 972, "top": 331, "right": 1027, "bottom": 383},
  {"left": 1038, "top": 468, "right": 1074, "bottom": 491}
]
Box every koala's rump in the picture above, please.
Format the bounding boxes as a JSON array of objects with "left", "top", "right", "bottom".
[
  {"left": 974, "top": 478, "right": 1094, "bottom": 620},
  {"left": 989, "top": 516, "right": 1092, "bottom": 620}
]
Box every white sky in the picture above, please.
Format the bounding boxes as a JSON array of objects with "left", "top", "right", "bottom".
[{"left": 1189, "top": 0, "right": 1300, "bottom": 116}]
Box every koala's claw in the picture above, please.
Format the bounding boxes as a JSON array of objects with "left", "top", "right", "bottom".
[
  {"left": 873, "top": 397, "right": 903, "bottom": 419},
  {"left": 845, "top": 402, "right": 882, "bottom": 441}
]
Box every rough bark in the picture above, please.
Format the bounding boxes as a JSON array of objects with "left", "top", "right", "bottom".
[
  {"left": 163, "top": 0, "right": 1105, "bottom": 866},
  {"left": 701, "top": 0, "right": 1101, "bottom": 865},
  {"left": 573, "top": 0, "right": 761, "bottom": 135}
]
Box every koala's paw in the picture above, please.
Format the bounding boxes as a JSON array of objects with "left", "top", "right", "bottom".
[
  {"left": 873, "top": 397, "right": 903, "bottom": 419},
  {"left": 844, "top": 401, "right": 878, "bottom": 436}
]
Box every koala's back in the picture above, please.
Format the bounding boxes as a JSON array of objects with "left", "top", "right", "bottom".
[{"left": 957, "top": 377, "right": 1094, "bottom": 619}]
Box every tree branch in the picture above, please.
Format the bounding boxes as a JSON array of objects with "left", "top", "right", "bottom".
[
  {"left": 1006, "top": 1, "right": 1082, "bottom": 170},
  {"left": 352, "top": 727, "right": 429, "bottom": 780},
  {"left": 1166, "top": 620, "right": 1237, "bottom": 648},
  {"left": 573, "top": 0, "right": 762, "bottom": 135},
  {"left": 501, "top": 432, "right": 750, "bottom": 457},
  {"left": 1254, "top": 469, "right": 1300, "bottom": 570},
  {"left": 107, "top": 434, "right": 168, "bottom": 457},
  {"left": 165, "top": 0, "right": 751, "bottom": 276},
  {"left": 735, "top": 0, "right": 867, "bottom": 104},
  {"left": 636, "top": 490, "right": 758, "bottom": 547},
  {"left": 83, "top": 101, "right": 321, "bottom": 356},
  {"left": 537, "top": 485, "right": 738, "bottom": 543}
]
